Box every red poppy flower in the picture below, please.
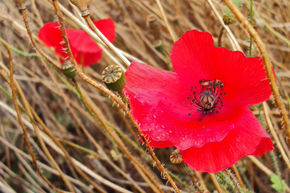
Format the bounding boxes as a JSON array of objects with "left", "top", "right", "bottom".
[
  {"left": 38, "top": 18, "right": 115, "bottom": 67},
  {"left": 124, "top": 30, "right": 273, "bottom": 173}
]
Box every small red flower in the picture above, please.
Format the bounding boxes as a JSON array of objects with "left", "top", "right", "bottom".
[
  {"left": 38, "top": 18, "right": 115, "bottom": 67},
  {"left": 124, "top": 30, "right": 273, "bottom": 173}
]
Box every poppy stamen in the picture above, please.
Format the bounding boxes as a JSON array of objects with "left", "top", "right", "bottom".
[{"left": 188, "top": 79, "right": 225, "bottom": 115}]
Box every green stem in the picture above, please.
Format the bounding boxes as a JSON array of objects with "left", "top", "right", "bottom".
[{"left": 8, "top": 44, "right": 40, "bottom": 58}]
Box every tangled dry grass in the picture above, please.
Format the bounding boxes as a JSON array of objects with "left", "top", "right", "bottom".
[{"left": 0, "top": 0, "right": 289, "bottom": 192}]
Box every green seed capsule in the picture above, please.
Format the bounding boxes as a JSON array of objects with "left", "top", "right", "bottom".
[
  {"left": 62, "top": 61, "right": 76, "bottom": 79},
  {"left": 102, "top": 65, "right": 125, "bottom": 92}
]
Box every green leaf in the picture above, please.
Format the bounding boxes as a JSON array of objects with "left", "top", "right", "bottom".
[{"left": 270, "top": 174, "right": 285, "bottom": 193}]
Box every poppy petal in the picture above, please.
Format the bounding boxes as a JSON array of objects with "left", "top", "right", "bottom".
[
  {"left": 93, "top": 18, "right": 116, "bottom": 43},
  {"left": 38, "top": 22, "right": 68, "bottom": 59},
  {"left": 211, "top": 47, "right": 272, "bottom": 106},
  {"left": 67, "top": 18, "right": 115, "bottom": 66},
  {"left": 170, "top": 30, "right": 214, "bottom": 85},
  {"left": 180, "top": 108, "right": 273, "bottom": 173},
  {"left": 38, "top": 18, "right": 115, "bottom": 67},
  {"left": 124, "top": 61, "right": 193, "bottom": 144}
]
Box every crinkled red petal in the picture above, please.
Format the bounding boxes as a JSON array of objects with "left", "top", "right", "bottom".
[
  {"left": 170, "top": 30, "right": 214, "bottom": 86},
  {"left": 180, "top": 108, "right": 273, "bottom": 173},
  {"left": 124, "top": 61, "right": 190, "bottom": 145},
  {"left": 212, "top": 47, "right": 272, "bottom": 106}
]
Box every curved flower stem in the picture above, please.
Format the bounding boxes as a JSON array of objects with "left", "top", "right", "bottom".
[
  {"left": 222, "top": 0, "right": 290, "bottom": 144},
  {"left": 0, "top": 38, "right": 63, "bottom": 193},
  {"left": 155, "top": 0, "right": 177, "bottom": 42}
]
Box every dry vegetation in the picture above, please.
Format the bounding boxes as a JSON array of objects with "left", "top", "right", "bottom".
[{"left": 0, "top": 0, "right": 289, "bottom": 192}]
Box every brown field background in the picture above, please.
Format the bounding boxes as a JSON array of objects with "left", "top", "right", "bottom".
[{"left": 0, "top": 0, "right": 289, "bottom": 192}]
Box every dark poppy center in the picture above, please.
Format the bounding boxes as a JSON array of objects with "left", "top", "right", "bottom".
[{"left": 187, "top": 79, "right": 225, "bottom": 116}]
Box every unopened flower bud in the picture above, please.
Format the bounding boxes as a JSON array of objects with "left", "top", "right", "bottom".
[
  {"left": 153, "top": 40, "right": 165, "bottom": 54},
  {"left": 69, "top": 0, "right": 91, "bottom": 16},
  {"left": 222, "top": 0, "right": 242, "bottom": 25},
  {"left": 62, "top": 61, "right": 76, "bottom": 79},
  {"left": 13, "top": 0, "right": 27, "bottom": 9},
  {"left": 102, "top": 65, "right": 125, "bottom": 92}
]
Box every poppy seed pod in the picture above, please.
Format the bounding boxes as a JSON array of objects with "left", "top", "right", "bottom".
[
  {"left": 222, "top": 0, "right": 241, "bottom": 25},
  {"left": 69, "top": 0, "right": 91, "bottom": 14},
  {"left": 102, "top": 65, "right": 125, "bottom": 92},
  {"left": 62, "top": 61, "right": 76, "bottom": 79}
]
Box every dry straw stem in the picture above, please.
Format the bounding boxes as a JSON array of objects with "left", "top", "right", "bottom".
[
  {"left": 58, "top": 2, "right": 144, "bottom": 65},
  {"left": 0, "top": 55, "right": 102, "bottom": 192},
  {"left": 75, "top": 84, "right": 162, "bottom": 193},
  {"left": 209, "top": 174, "right": 224, "bottom": 193},
  {"left": 0, "top": 101, "right": 134, "bottom": 193},
  {"left": 155, "top": 0, "right": 177, "bottom": 42},
  {"left": 51, "top": 1, "right": 166, "bottom": 192},
  {"left": 221, "top": 0, "right": 290, "bottom": 144},
  {"left": 21, "top": 6, "right": 104, "bottom": 192},
  {"left": 0, "top": 38, "right": 63, "bottom": 193},
  {"left": 232, "top": 165, "right": 246, "bottom": 190},
  {"left": 19, "top": 3, "right": 108, "bottom": 191}
]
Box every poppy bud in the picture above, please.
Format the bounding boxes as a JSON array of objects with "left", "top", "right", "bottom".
[
  {"left": 222, "top": 0, "right": 242, "bottom": 25},
  {"left": 62, "top": 61, "right": 76, "bottom": 79},
  {"left": 153, "top": 40, "right": 165, "bottom": 54},
  {"left": 69, "top": 0, "right": 91, "bottom": 16},
  {"left": 102, "top": 65, "right": 125, "bottom": 92},
  {"left": 13, "top": 0, "right": 27, "bottom": 9}
]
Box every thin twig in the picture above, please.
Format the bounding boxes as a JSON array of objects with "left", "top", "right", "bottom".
[{"left": 155, "top": 0, "right": 177, "bottom": 42}]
